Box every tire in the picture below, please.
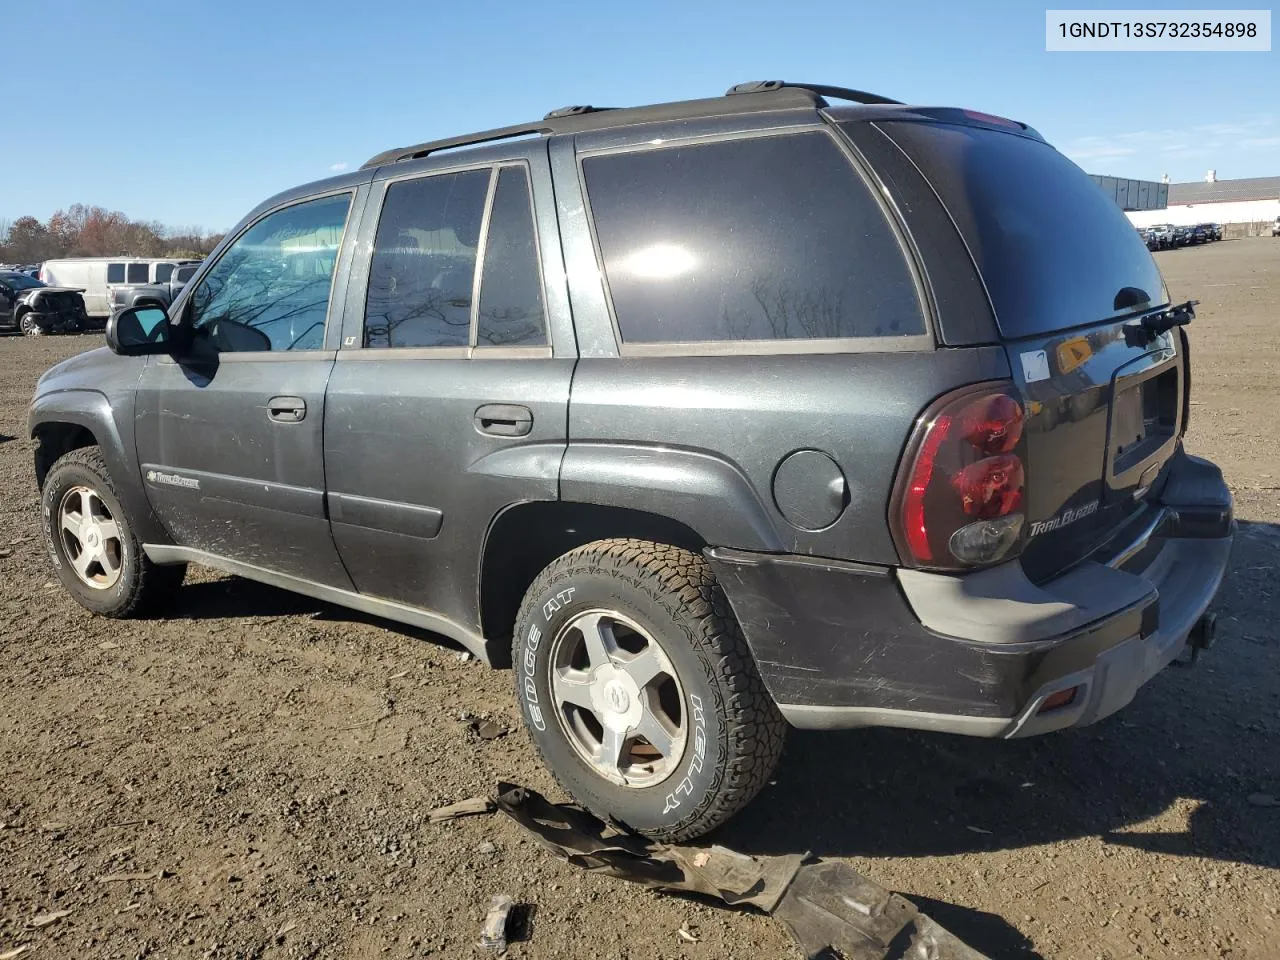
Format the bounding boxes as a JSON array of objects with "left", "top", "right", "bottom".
[
  {"left": 512, "top": 538, "right": 785, "bottom": 841},
  {"left": 18, "top": 312, "right": 42, "bottom": 337},
  {"left": 41, "top": 446, "right": 185, "bottom": 617}
]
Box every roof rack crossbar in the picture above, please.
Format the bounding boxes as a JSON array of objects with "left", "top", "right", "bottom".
[{"left": 726, "top": 80, "right": 902, "bottom": 106}]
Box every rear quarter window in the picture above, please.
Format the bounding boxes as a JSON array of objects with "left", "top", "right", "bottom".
[
  {"left": 872, "top": 121, "right": 1168, "bottom": 338},
  {"left": 582, "top": 131, "right": 925, "bottom": 346}
]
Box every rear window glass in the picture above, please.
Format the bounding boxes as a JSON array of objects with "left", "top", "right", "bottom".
[
  {"left": 126, "top": 262, "right": 149, "bottom": 283},
  {"left": 582, "top": 132, "right": 924, "bottom": 344},
  {"left": 871, "top": 122, "right": 1167, "bottom": 338},
  {"left": 107, "top": 263, "right": 125, "bottom": 283}
]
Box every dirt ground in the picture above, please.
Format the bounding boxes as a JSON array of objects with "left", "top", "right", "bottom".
[{"left": 1, "top": 238, "right": 1277, "bottom": 960}]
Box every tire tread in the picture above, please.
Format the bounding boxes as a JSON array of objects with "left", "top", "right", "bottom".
[{"left": 515, "top": 538, "right": 785, "bottom": 840}]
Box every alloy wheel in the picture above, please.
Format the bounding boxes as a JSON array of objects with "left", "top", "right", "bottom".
[
  {"left": 548, "top": 609, "right": 688, "bottom": 788},
  {"left": 58, "top": 485, "right": 123, "bottom": 590}
]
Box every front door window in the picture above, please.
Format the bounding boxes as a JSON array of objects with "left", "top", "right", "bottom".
[{"left": 188, "top": 193, "right": 352, "bottom": 352}]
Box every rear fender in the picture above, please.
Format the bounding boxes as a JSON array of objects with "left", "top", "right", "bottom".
[{"left": 559, "top": 443, "right": 783, "bottom": 551}]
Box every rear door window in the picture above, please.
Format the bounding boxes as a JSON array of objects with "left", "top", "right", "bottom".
[
  {"left": 476, "top": 166, "right": 546, "bottom": 347},
  {"left": 870, "top": 121, "right": 1168, "bottom": 338},
  {"left": 126, "top": 263, "right": 149, "bottom": 283},
  {"left": 155, "top": 263, "right": 175, "bottom": 283},
  {"left": 581, "top": 132, "right": 924, "bottom": 345},
  {"left": 364, "top": 169, "right": 490, "bottom": 349},
  {"left": 106, "top": 263, "right": 126, "bottom": 283}
]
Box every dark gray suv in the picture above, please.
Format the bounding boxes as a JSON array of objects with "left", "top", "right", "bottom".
[{"left": 28, "top": 82, "right": 1234, "bottom": 840}]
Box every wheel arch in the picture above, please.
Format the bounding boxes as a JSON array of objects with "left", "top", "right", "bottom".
[
  {"left": 29, "top": 390, "right": 170, "bottom": 545},
  {"left": 479, "top": 500, "right": 708, "bottom": 667}
]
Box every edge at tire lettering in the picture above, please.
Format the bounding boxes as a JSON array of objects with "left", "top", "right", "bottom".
[{"left": 522, "top": 623, "right": 545, "bottom": 731}]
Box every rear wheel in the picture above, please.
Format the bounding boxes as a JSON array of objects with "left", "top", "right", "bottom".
[
  {"left": 41, "top": 446, "right": 185, "bottom": 616},
  {"left": 512, "top": 538, "right": 785, "bottom": 841}
]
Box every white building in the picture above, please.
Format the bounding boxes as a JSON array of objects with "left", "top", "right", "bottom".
[{"left": 1126, "top": 174, "right": 1280, "bottom": 229}]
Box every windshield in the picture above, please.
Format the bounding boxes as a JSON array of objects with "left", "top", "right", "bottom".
[
  {"left": 0, "top": 273, "right": 43, "bottom": 291},
  {"left": 865, "top": 121, "right": 1169, "bottom": 338}
]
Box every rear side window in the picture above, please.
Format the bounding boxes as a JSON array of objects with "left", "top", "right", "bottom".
[
  {"left": 582, "top": 132, "right": 924, "bottom": 345},
  {"left": 106, "top": 263, "right": 125, "bottom": 283},
  {"left": 364, "top": 169, "right": 490, "bottom": 348},
  {"left": 155, "top": 263, "right": 175, "bottom": 283},
  {"left": 477, "top": 166, "right": 546, "bottom": 347},
  {"left": 126, "top": 263, "right": 149, "bottom": 283},
  {"left": 176, "top": 265, "right": 198, "bottom": 283},
  {"left": 873, "top": 122, "right": 1168, "bottom": 338}
]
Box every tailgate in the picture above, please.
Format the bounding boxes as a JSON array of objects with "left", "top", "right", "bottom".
[
  {"left": 1010, "top": 320, "right": 1182, "bottom": 581},
  {"left": 868, "top": 117, "right": 1186, "bottom": 580}
]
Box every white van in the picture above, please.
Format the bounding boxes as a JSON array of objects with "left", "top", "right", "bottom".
[{"left": 39, "top": 258, "right": 198, "bottom": 319}]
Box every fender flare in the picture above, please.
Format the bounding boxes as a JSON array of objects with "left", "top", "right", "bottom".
[
  {"left": 559, "top": 443, "right": 783, "bottom": 551},
  {"left": 28, "top": 388, "right": 171, "bottom": 545}
]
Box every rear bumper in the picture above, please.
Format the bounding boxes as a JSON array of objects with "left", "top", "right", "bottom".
[{"left": 709, "top": 451, "right": 1233, "bottom": 737}]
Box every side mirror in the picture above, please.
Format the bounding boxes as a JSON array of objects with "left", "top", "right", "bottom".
[{"left": 105, "top": 305, "right": 172, "bottom": 356}]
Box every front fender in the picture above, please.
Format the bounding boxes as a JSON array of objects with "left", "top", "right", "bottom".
[
  {"left": 28, "top": 387, "right": 171, "bottom": 545},
  {"left": 559, "top": 443, "right": 783, "bottom": 551}
]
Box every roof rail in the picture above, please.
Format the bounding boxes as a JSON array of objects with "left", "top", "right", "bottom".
[
  {"left": 726, "top": 80, "right": 902, "bottom": 106},
  {"left": 362, "top": 82, "right": 892, "bottom": 170},
  {"left": 361, "top": 122, "right": 555, "bottom": 170},
  {"left": 543, "top": 105, "right": 614, "bottom": 120}
]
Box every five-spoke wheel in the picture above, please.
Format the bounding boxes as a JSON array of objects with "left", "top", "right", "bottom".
[
  {"left": 58, "top": 485, "right": 124, "bottom": 589},
  {"left": 549, "top": 609, "right": 687, "bottom": 788}
]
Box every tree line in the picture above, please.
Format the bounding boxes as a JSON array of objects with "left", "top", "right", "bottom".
[{"left": 0, "top": 205, "right": 224, "bottom": 264}]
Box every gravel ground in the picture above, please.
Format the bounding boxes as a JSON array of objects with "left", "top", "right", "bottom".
[{"left": 1, "top": 238, "right": 1277, "bottom": 959}]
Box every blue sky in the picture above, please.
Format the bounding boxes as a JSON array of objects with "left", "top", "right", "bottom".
[{"left": 3, "top": 0, "right": 1276, "bottom": 231}]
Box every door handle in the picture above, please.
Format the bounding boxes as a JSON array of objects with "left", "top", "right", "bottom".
[
  {"left": 268, "top": 396, "right": 306, "bottom": 423},
  {"left": 474, "top": 403, "right": 533, "bottom": 437}
]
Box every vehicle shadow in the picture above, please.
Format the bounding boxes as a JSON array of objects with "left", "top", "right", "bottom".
[
  {"left": 0, "top": 434, "right": 13, "bottom": 445},
  {"left": 721, "top": 521, "right": 1280, "bottom": 876},
  {"left": 908, "top": 895, "right": 1044, "bottom": 959},
  {"left": 145, "top": 575, "right": 467, "bottom": 651}
]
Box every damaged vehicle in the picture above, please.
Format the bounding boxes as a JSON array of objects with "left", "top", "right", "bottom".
[
  {"left": 28, "top": 81, "right": 1234, "bottom": 841},
  {"left": 1, "top": 271, "right": 88, "bottom": 336}
]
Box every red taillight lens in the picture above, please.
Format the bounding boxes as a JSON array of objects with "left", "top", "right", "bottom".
[
  {"left": 956, "top": 393, "right": 1024, "bottom": 455},
  {"left": 903, "top": 414, "right": 952, "bottom": 562},
  {"left": 893, "top": 384, "right": 1027, "bottom": 569},
  {"left": 952, "top": 454, "right": 1024, "bottom": 519}
]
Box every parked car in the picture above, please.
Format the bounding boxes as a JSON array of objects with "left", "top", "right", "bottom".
[
  {"left": 0, "top": 271, "right": 88, "bottom": 335},
  {"left": 108, "top": 261, "right": 201, "bottom": 314},
  {"left": 1145, "top": 224, "right": 1176, "bottom": 250},
  {"left": 1271, "top": 217, "right": 1280, "bottom": 237},
  {"left": 27, "top": 81, "right": 1233, "bottom": 841},
  {"left": 1206, "top": 223, "right": 1222, "bottom": 241},
  {"left": 1190, "top": 224, "right": 1213, "bottom": 244},
  {"left": 39, "top": 258, "right": 200, "bottom": 323},
  {"left": 1172, "top": 224, "right": 1194, "bottom": 246}
]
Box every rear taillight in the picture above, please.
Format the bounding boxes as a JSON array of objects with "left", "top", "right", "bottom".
[{"left": 891, "top": 383, "right": 1027, "bottom": 569}]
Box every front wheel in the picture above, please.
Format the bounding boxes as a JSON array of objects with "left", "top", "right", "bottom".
[
  {"left": 41, "top": 446, "right": 185, "bottom": 616},
  {"left": 18, "top": 312, "right": 42, "bottom": 337},
  {"left": 512, "top": 539, "right": 786, "bottom": 841}
]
